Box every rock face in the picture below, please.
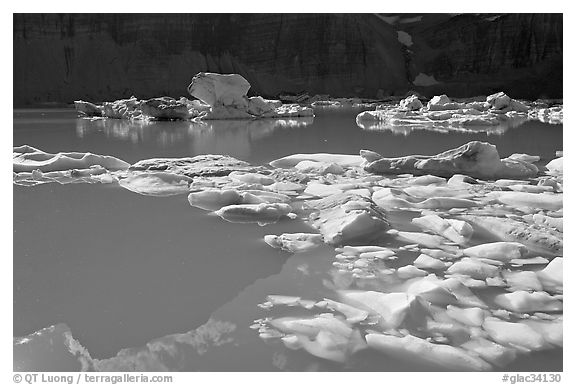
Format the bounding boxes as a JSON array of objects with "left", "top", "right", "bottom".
[
  {"left": 13, "top": 14, "right": 561, "bottom": 106},
  {"left": 362, "top": 141, "right": 539, "bottom": 180}
]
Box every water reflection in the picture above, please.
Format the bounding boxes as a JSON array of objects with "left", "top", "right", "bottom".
[
  {"left": 357, "top": 115, "right": 529, "bottom": 136},
  {"left": 75, "top": 117, "right": 313, "bottom": 160}
]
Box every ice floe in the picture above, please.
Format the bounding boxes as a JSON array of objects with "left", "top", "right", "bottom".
[
  {"left": 362, "top": 141, "right": 538, "bottom": 180},
  {"left": 13, "top": 145, "right": 129, "bottom": 173},
  {"left": 356, "top": 92, "right": 559, "bottom": 134},
  {"left": 264, "top": 233, "right": 323, "bottom": 253},
  {"left": 306, "top": 192, "right": 389, "bottom": 245},
  {"left": 214, "top": 203, "right": 293, "bottom": 225},
  {"left": 366, "top": 333, "right": 492, "bottom": 371}
]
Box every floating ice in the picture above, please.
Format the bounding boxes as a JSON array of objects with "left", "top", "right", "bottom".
[
  {"left": 118, "top": 172, "right": 192, "bottom": 196},
  {"left": 214, "top": 203, "right": 293, "bottom": 224},
  {"left": 412, "top": 214, "right": 473, "bottom": 245},
  {"left": 270, "top": 314, "right": 367, "bottom": 362},
  {"left": 503, "top": 271, "right": 543, "bottom": 292},
  {"left": 460, "top": 216, "right": 562, "bottom": 257},
  {"left": 445, "top": 305, "right": 487, "bottom": 327},
  {"left": 546, "top": 157, "right": 563, "bottom": 174},
  {"left": 396, "top": 265, "right": 428, "bottom": 279},
  {"left": 295, "top": 160, "right": 345, "bottom": 175},
  {"left": 536, "top": 258, "right": 563, "bottom": 293},
  {"left": 366, "top": 333, "right": 492, "bottom": 371},
  {"left": 461, "top": 337, "right": 517, "bottom": 367},
  {"left": 446, "top": 258, "right": 500, "bottom": 280},
  {"left": 362, "top": 141, "right": 538, "bottom": 180},
  {"left": 129, "top": 154, "right": 260, "bottom": 178},
  {"left": 315, "top": 299, "right": 369, "bottom": 323},
  {"left": 339, "top": 291, "right": 428, "bottom": 329},
  {"left": 306, "top": 193, "right": 389, "bottom": 245},
  {"left": 264, "top": 233, "right": 323, "bottom": 253},
  {"left": 493, "top": 291, "right": 562, "bottom": 313},
  {"left": 270, "top": 153, "right": 364, "bottom": 169},
  {"left": 414, "top": 254, "right": 450, "bottom": 270},
  {"left": 462, "top": 242, "right": 528, "bottom": 262},
  {"left": 489, "top": 191, "right": 562, "bottom": 211},
  {"left": 13, "top": 145, "right": 129, "bottom": 173},
  {"left": 482, "top": 317, "right": 549, "bottom": 351}
]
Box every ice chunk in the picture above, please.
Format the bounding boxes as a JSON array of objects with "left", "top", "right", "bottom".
[
  {"left": 493, "top": 291, "right": 562, "bottom": 313},
  {"left": 482, "top": 317, "right": 549, "bottom": 351},
  {"left": 521, "top": 318, "right": 562, "bottom": 347},
  {"left": 129, "top": 154, "right": 259, "bottom": 178},
  {"left": 339, "top": 291, "right": 428, "bottom": 329},
  {"left": 13, "top": 145, "right": 129, "bottom": 173},
  {"left": 536, "top": 257, "right": 563, "bottom": 293},
  {"left": 530, "top": 214, "right": 563, "bottom": 231},
  {"left": 446, "top": 258, "right": 500, "bottom": 280},
  {"left": 546, "top": 157, "right": 563, "bottom": 174},
  {"left": 264, "top": 233, "right": 323, "bottom": 253},
  {"left": 412, "top": 214, "right": 473, "bottom": 245},
  {"left": 140, "top": 97, "right": 190, "bottom": 120},
  {"left": 414, "top": 254, "right": 449, "bottom": 270},
  {"left": 228, "top": 171, "right": 275, "bottom": 186},
  {"left": 187, "top": 72, "right": 250, "bottom": 108},
  {"left": 362, "top": 141, "right": 538, "bottom": 180},
  {"left": 270, "top": 153, "right": 364, "bottom": 169},
  {"left": 188, "top": 189, "right": 244, "bottom": 211},
  {"left": 295, "top": 160, "right": 345, "bottom": 175},
  {"left": 398, "top": 95, "right": 422, "bottom": 110},
  {"left": 503, "top": 271, "right": 543, "bottom": 292},
  {"left": 461, "top": 216, "right": 562, "bottom": 257},
  {"left": 446, "top": 305, "right": 487, "bottom": 327},
  {"left": 214, "top": 203, "right": 293, "bottom": 224},
  {"left": 391, "top": 231, "right": 457, "bottom": 250},
  {"left": 315, "top": 299, "right": 369, "bottom": 323},
  {"left": 118, "top": 172, "right": 192, "bottom": 196},
  {"left": 366, "top": 333, "right": 492, "bottom": 371},
  {"left": 490, "top": 191, "right": 562, "bottom": 211},
  {"left": 306, "top": 193, "right": 389, "bottom": 245},
  {"left": 396, "top": 265, "right": 428, "bottom": 279},
  {"left": 507, "top": 153, "right": 540, "bottom": 164},
  {"left": 271, "top": 314, "right": 367, "bottom": 362},
  {"left": 461, "top": 337, "right": 517, "bottom": 367},
  {"left": 462, "top": 242, "right": 528, "bottom": 262},
  {"left": 74, "top": 100, "right": 103, "bottom": 117}
]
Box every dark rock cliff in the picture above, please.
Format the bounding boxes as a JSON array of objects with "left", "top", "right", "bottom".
[{"left": 13, "top": 13, "right": 562, "bottom": 106}]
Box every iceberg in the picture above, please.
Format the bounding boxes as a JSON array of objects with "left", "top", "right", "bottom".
[
  {"left": 13, "top": 145, "right": 129, "bottom": 173},
  {"left": 264, "top": 233, "right": 323, "bottom": 253},
  {"left": 118, "top": 172, "right": 192, "bottom": 196},
  {"left": 366, "top": 333, "right": 492, "bottom": 371},
  {"left": 412, "top": 214, "right": 473, "bottom": 245},
  {"left": 493, "top": 291, "right": 562, "bottom": 313},
  {"left": 338, "top": 290, "right": 428, "bottom": 329},
  {"left": 214, "top": 203, "right": 293, "bottom": 224},
  {"left": 306, "top": 192, "right": 389, "bottom": 245},
  {"left": 270, "top": 153, "right": 364, "bottom": 169},
  {"left": 462, "top": 242, "right": 528, "bottom": 262},
  {"left": 129, "top": 154, "right": 260, "bottom": 178},
  {"left": 482, "top": 317, "right": 550, "bottom": 351},
  {"left": 460, "top": 215, "right": 562, "bottom": 257},
  {"left": 362, "top": 141, "right": 539, "bottom": 180}
]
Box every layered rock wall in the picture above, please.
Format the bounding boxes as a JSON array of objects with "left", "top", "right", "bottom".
[{"left": 13, "top": 13, "right": 562, "bottom": 106}]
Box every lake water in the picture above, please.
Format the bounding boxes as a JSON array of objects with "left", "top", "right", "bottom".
[{"left": 13, "top": 108, "right": 563, "bottom": 371}]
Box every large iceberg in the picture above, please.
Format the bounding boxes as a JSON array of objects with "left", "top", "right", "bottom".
[{"left": 75, "top": 72, "right": 313, "bottom": 121}]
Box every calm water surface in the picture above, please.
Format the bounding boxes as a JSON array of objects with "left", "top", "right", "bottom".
[{"left": 13, "top": 108, "right": 563, "bottom": 371}]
